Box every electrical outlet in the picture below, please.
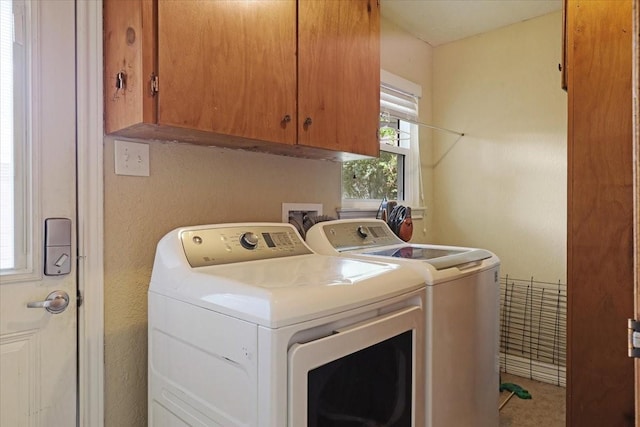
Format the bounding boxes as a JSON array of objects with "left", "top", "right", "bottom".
[{"left": 114, "top": 140, "right": 150, "bottom": 176}]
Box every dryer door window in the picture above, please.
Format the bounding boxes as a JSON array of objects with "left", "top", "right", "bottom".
[
  {"left": 288, "top": 305, "right": 423, "bottom": 427},
  {"left": 308, "top": 331, "right": 412, "bottom": 426}
]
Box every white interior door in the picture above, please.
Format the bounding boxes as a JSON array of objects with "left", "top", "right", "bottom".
[{"left": 0, "top": 0, "right": 77, "bottom": 425}]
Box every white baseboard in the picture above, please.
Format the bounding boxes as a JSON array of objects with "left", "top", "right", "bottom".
[{"left": 500, "top": 352, "right": 566, "bottom": 388}]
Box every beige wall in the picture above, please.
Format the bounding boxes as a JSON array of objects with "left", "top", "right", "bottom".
[
  {"left": 432, "top": 11, "right": 567, "bottom": 282},
  {"left": 381, "top": 16, "right": 434, "bottom": 242},
  {"left": 103, "top": 138, "right": 341, "bottom": 425}
]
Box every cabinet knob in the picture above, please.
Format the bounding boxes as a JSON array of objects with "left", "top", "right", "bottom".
[
  {"left": 282, "top": 114, "right": 291, "bottom": 123},
  {"left": 304, "top": 117, "right": 313, "bottom": 126}
]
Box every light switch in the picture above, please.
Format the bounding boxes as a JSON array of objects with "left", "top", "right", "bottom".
[{"left": 114, "top": 140, "right": 150, "bottom": 176}]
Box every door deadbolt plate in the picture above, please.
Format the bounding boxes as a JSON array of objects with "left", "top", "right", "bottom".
[
  {"left": 44, "top": 218, "right": 72, "bottom": 276},
  {"left": 628, "top": 319, "right": 640, "bottom": 358}
]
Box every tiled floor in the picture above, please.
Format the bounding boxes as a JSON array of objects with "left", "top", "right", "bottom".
[{"left": 499, "top": 373, "right": 565, "bottom": 427}]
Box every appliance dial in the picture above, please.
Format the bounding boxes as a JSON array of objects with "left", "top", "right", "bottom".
[
  {"left": 356, "top": 226, "right": 368, "bottom": 239},
  {"left": 240, "top": 232, "right": 259, "bottom": 249}
]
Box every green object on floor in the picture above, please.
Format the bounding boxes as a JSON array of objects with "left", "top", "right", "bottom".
[
  {"left": 500, "top": 382, "right": 532, "bottom": 399},
  {"left": 499, "top": 382, "right": 532, "bottom": 410}
]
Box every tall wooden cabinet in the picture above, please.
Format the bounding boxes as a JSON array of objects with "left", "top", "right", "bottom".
[
  {"left": 566, "top": 0, "right": 635, "bottom": 425},
  {"left": 103, "top": 0, "right": 380, "bottom": 160}
]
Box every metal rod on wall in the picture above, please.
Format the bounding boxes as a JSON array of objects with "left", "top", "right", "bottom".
[{"left": 385, "top": 113, "right": 465, "bottom": 137}]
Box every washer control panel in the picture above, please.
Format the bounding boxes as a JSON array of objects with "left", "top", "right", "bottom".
[
  {"left": 313, "top": 220, "right": 403, "bottom": 252},
  {"left": 180, "top": 224, "right": 312, "bottom": 267}
]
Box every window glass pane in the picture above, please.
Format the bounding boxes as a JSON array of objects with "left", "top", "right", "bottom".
[
  {"left": 1, "top": 0, "right": 28, "bottom": 273},
  {"left": 380, "top": 118, "right": 400, "bottom": 148},
  {"left": 342, "top": 151, "right": 404, "bottom": 200},
  {"left": 398, "top": 120, "right": 411, "bottom": 150},
  {"left": 1, "top": 1, "right": 15, "bottom": 269}
]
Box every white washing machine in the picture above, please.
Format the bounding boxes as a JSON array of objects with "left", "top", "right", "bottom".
[
  {"left": 305, "top": 219, "right": 501, "bottom": 427},
  {"left": 148, "top": 223, "right": 427, "bottom": 427}
]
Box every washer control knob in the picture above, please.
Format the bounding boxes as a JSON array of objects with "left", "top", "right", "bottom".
[
  {"left": 240, "top": 232, "right": 259, "bottom": 249},
  {"left": 356, "top": 226, "right": 368, "bottom": 239}
]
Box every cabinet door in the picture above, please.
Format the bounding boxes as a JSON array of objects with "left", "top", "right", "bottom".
[
  {"left": 157, "top": 0, "right": 297, "bottom": 145},
  {"left": 298, "top": 0, "right": 380, "bottom": 158},
  {"left": 104, "top": 0, "right": 156, "bottom": 134}
]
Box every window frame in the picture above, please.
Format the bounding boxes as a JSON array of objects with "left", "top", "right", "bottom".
[{"left": 341, "top": 70, "right": 422, "bottom": 211}]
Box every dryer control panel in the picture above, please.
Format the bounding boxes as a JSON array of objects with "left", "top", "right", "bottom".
[{"left": 180, "top": 224, "right": 312, "bottom": 267}]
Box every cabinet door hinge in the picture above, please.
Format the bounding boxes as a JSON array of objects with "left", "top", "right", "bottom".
[
  {"left": 150, "top": 73, "right": 159, "bottom": 96},
  {"left": 77, "top": 289, "right": 83, "bottom": 308},
  {"left": 628, "top": 319, "right": 640, "bottom": 358}
]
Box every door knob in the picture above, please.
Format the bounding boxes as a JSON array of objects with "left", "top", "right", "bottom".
[{"left": 27, "top": 290, "right": 70, "bottom": 314}]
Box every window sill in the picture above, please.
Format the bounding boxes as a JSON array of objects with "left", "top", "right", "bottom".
[{"left": 337, "top": 206, "right": 426, "bottom": 220}]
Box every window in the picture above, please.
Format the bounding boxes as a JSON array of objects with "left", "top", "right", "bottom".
[
  {"left": 1, "top": 0, "right": 30, "bottom": 273},
  {"left": 342, "top": 71, "right": 422, "bottom": 209}
]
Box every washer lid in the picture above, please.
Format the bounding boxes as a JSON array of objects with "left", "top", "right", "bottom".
[
  {"left": 362, "top": 246, "right": 493, "bottom": 270},
  {"left": 306, "top": 218, "right": 500, "bottom": 284}
]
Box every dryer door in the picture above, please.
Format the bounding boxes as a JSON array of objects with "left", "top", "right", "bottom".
[{"left": 288, "top": 305, "right": 424, "bottom": 427}]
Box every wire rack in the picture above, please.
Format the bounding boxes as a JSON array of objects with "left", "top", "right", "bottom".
[{"left": 500, "top": 275, "right": 567, "bottom": 387}]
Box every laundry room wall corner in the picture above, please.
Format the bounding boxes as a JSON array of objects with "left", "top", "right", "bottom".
[{"left": 431, "top": 11, "right": 567, "bottom": 283}]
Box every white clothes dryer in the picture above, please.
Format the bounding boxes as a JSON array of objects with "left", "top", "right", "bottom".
[
  {"left": 148, "top": 223, "right": 427, "bottom": 427},
  {"left": 305, "top": 219, "right": 501, "bottom": 427}
]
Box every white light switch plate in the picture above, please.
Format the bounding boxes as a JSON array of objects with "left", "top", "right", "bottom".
[{"left": 114, "top": 140, "right": 150, "bottom": 176}]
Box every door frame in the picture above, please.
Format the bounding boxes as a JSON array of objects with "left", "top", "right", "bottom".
[
  {"left": 634, "top": 0, "right": 639, "bottom": 423},
  {"left": 77, "top": 1, "right": 105, "bottom": 425}
]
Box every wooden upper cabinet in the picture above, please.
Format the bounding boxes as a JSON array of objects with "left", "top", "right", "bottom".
[
  {"left": 157, "top": 0, "right": 297, "bottom": 146},
  {"left": 103, "top": 0, "right": 380, "bottom": 160},
  {"left": 104, "top": 0, "right": 157, "bottom": 134},
  {"left": 298, "top": 0, "right": 380, "bottom": 158}
]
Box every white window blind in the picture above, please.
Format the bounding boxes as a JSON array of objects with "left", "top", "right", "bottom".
[{"left": 380, "top": 84, "right": 419, "bottom": 123}]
